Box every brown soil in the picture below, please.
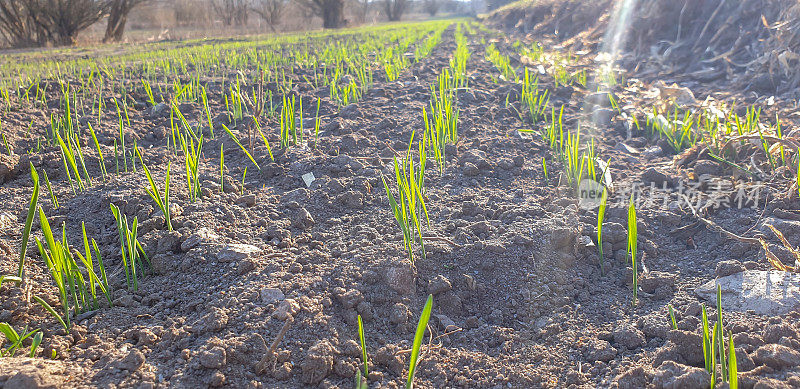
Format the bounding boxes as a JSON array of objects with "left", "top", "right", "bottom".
[{"left": 1, "top": 20, "right": 800, "bottom": 389}]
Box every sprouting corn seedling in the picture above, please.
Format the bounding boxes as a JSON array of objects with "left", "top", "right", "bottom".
[
  {"left": 596, "top": 187, "right": 607, "bottom": 275},
  {"left": 646, "top": 107, "right": 697, "bottom": 153},
  {"left": 220, "top": 144, "right": 225, "bottom": 193},
  {"left": 538, "top": 158, "right": 547, "bottom": 182},
  {"left": 406, "top": 294, "right": 433, "bottom": 389},
  {"left": 355, "top": 314, "right": 369, "bottom": 389},
  {"left": 796, "top": 155, "right": 800, "bottom": 200},
  {"left": 178, "top": 130, "right": 203, "bottom": 202},
  {"left": 18, "top": 163, "right": 39, "bottom": 282},
  {"left": 137, "top": 150, "right": 173, "bottom": 231},
  {"left": 222, "top": 124, "right": 261, "bottom": 171},
  {"left": 0, "top": 323, "right": 40, "bottom": 357},
  {"left": 114, "top": 98, "right": 128, "bottom": 172},
  {"left": 280, "top": 94, "right": 300, "bottom": 148},
  {"left": 668, "top": 304, "right": 678, "bottom": 330},
  {"left": 42, "top": 170, "right": 58, "bottom": 209},
  {"left": 627, "top": 195, "right": 638, "bottom": 306},
  {"left": 1, "top": 133, "right": 10, "bottom": 156},
  {"left": 110, "top": 204, "right": 149, "bottom": 291},
  {"left": 485, "top": 43, "right": 517, "bottom": 82},
  {"left": 35, "top": 209, "right": 110, "bottom": 330},
  {"left": 701, "top": 285, "right": 736, "bottom": 386},
  {"left": 241, "top": 167, "right": 247, "bottom": 195},
  {"left": 382, "top": 132, "right": 430, "bottom": 262},
  {"left": 141, "top": 79, "right": 156, "bottom": 106},
  {"left": 88, "top": 123, "right": 108, "bottom": 182},
  {"left": 520, "top": 69, "right": 549, "bottom": 123},
  {"left": 201, "top": 86, "right": 214, "bottom": 138},
  {"left": 314, "top": 99, "right": 322, "bottom": 149}
]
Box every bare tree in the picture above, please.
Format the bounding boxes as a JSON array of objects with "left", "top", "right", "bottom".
[
  {"left": 295, "top": 0, "right": 345, "bottom": 29},
  {"left": 422, "top": 0, "right": 439, "bottom": 16},
  {"left": 251, "top": 0, "right": 286, "bottom": 31},
  {"left": 40, "top": 0, "right": 110, "bottom": 45},
  {"left": 174, "top": 0, "right": 211, "bottom": 26},
  {"left": 350, "top": 0, "right": 370, "bottom": 24},
  {"left": 0, "top": 1, "right": 44, "bottom": 47},
  {"left": 104, "top": 0, "right": 148, "bottom": 42},
  {"left": 211, "top": 0, "right": 250, "bottom": 26},
  {"left": 0, "top": 0, "right": 110, "bottom": 47},
  {"left": 384, "top": 0, "right": 405, "bottom": 21}
]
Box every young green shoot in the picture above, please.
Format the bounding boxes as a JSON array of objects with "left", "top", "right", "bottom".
[
  {"left": 406, "top": 294, "right": 433, "bottom": 389},
  {"left": 138, "top": 150, "right": 173, "bottom": 231},
  {"left": 110, "top": 204, "right": 149, "bottom": 291},
  {"left": 42, "top": 170, "right": 59, "bottom": 209},
  {"left": 356, "top": 314, "right": 369, "bottom": 389},
  {"left": 597, "top": 187, "right": 607, "bottom": 275},
  {"left": 18, "top": 163, "right": 39, "bottom": 281},
  {"left": 627, "top": 195, "right": 638, "bottom": 306},
  {"left": 220, "top": 144, "right": 225, "bottom": 193},
  {"left": 668, "top": 304, "right": 678, "bottom": 330},
  {"left": 0, "top": 323, "right": 40, "bottom": 357},
  {"left": 222, "top": 124, "right": 261, "bottom": 171}
]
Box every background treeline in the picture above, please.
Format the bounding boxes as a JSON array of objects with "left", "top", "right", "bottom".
[{"left": 0, "top": 0, "right": 504, "bottom": 48}]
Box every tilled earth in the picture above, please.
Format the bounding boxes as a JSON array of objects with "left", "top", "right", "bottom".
[{"left": 1, "top": 23, "right": 800, "bottom": 388}]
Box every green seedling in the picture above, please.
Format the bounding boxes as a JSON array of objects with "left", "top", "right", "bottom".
[
  {"left": 88, "top": 123, "right": 108, "bottom": 181},
  {"left": 18, "top": 163, "right": 39, "bottom": 281},
  {"left": 668, "top": 304, "right": 678, "bottom": 330},
  {"left": 627, "top": 195, "right": 638, "bottom": 306},
  {"left": 42, "top": 170, "right": 59, "bottom": 209},
  {"left": 35, "top": 209, "right": 109, "bottom": 330},
  {"left": 355, "top": 314, "right": 369, "bottom": 389},
  {"left": 178, "top": 130, "right": 203, "bottom": 202},
  {"left": 597, "top": 187, "right": 607, "bottom": 275},
  {"left": 0, "top": 323, "right": 40, "bottom": 357},
  {"left": 110, "top": 204, "right": 149, "bottom": 291},
  {"left": 701, "top": 284, "right": 736, "bottom": 386},
  {"left": 241, "top": 167, "right": 247, "bottom": 195},
  {"left": 406, "top": 294, "right": 433, "bottom": 389},
  {"left": 382, "top": 132, "right": 430, "bottom": 262},
  {"left": 314, "top": 99, "right": 322, "bottom": 149},
  {"left": 220, "top": 144, "right": 225, "bottom": 193},
  {"left": 138, "top": 150, "right": 173, "bottom": 231},
  {"left": 222, "top": 124, "right": 261, "bottom": 171},
  {"left": 0, "top": 275, "right": 22, "bottom": 289}
]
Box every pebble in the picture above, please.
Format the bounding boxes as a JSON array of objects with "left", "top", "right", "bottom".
[
  {"left": 293, "top": 207, "right": 314, "bottom": 229},
  {"left": 612, "top": 323, "right": 645, "bottom": 349},
  {"left": 753, "top": 344, "right": 800, "bottom": 369},
  {"left": 181, "top": 227, "right": 219, "bottom": 251},
  {"left": 427, "top": 275, "right": 452, "bottom": 295},
  {"left": 117, "top": 349, "right": 146, "bottom": 371},
  {"left": 260, "top": 288, "right": 285, "bottom": 305},
  {"left": 652, "top": 361, "right": 709, "bottom": 389},
  {"left": 463, "top": 162, "right": 480, "bottom": 176},
  {"left": 199, "top": 347, "right": 226, "bottom": 369},
  {"left": 217, "top": 243, "right": 261, "bottom": 262},
  {"left": 715, "top": 260, "right": 744, "bottom": 278}
]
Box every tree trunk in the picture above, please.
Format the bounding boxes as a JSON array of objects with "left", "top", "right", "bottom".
[
  {"left": 104, "top": 1, "right": 127, "bottom": 43},
  {"left": 321, "top": 0, "right": 344, "bottom": 28}
]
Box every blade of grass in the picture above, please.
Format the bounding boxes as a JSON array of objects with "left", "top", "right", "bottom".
[{"left": 406, "top": 294, "right": 433, "bottom": 389}]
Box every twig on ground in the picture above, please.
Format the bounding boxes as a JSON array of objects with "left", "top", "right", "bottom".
[{"left": 256, "top": 317, "right": 294, "bottom": 374}]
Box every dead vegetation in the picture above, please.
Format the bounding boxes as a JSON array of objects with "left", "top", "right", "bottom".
[{"left": 486, "top": 0, "right": 800, "bottom": 95}]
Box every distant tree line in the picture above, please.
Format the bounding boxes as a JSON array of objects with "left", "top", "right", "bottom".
[{"left": 0, "top": 0, "right": 488, "bottom": 48}]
